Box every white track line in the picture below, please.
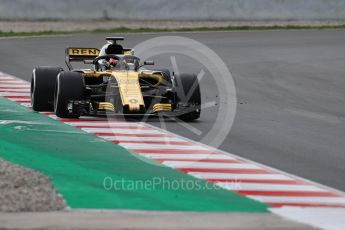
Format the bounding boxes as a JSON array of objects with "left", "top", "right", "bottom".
[
  {"left": 141, "top": 153, "right": 237, "bottom": 160},
  {"left": 80, "top": 128, "right": 163, "bottom": 134},
  {"left": 64, "top": 122, "right": 145, "bottom": 127},
  {"left": 0, "top": 80, "right": 28, "bottom": 84},
  {"left": 162, "top": 161, "right": 262, "bottom": 169},
  {"left": 100, "top": 136, "right": 184, "bottom": 142},
  {"left": 0, "top": 85, "right": 30, "bottom": 88},
  {"left": 0, "top": 88, "right": 30, "bottom": 92},
  {"left": 218, "top": 183, "right": 328, "bottom": 192},
  {"left": 0, "top": 92, "right": 30, "bottom": 96},
  {"left": 189, "top": 172, "right": 294, "bottom": 180},
  {"left": 250, "top": 196, "right": 345, "bottom": 205},
  {"left": 120, "top": 143, "right": 205, "bottom": 150}
]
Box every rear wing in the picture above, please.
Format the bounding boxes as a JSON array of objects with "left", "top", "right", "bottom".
[{"left": 65, "top": 47, "right": 100, "bottom": 70}]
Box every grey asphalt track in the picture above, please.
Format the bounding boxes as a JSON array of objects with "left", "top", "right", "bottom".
[{"left": 0, "top": 30, "right": 344, "bottom": 191}]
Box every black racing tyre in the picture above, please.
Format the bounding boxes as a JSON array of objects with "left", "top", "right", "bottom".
[
  {"left": 174, "top": 73, "right": 201, "bottom": 121},
  {"left": 31, "top": 66, "right": 63, "bottom": 111},
  {"left": 54, "top": 72, "right": 85, "bottom": 118}
]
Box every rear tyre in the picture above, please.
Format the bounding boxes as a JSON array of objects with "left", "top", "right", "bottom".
[
  {"left": 174, "top": 73, "right": 201, "bottom": 121},
  {"left": 31, "top": 66, "right": 63, "bottom": 111},
  {"left": 54, "top": 72, "right": 85, "bottom": 118}
]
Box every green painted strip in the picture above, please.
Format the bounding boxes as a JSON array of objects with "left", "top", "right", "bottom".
[{"left": 0, "top": 97, "right": 268, "bottom": 212}]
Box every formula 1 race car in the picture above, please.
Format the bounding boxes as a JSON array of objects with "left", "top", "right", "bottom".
[{"left": 31, "top": 37, "right": 201, "bottom": 120}]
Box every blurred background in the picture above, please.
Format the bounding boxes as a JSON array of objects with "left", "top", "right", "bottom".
[{"left": 1, "top": 0, "right": 345, "bottom": 32}]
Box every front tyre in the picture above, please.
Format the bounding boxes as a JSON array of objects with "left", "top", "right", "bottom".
[
  {"left": 54, "top": 72, "right": 85, "bottom": 118},
  {"left": 174, "top": 73, "right": 201, "bottom": 121},
  {"left": 31, "top": 66, "right": 63, "bottom": 111}
]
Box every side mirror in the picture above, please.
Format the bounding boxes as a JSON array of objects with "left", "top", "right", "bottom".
[
  {"left": 137, "top": 60, "right": 155, "bottom": 70},
  {"left": 143, "top": 60, "right": 154, "bottom": 65}
]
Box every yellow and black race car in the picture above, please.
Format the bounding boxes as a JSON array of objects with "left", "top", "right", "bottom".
[{"left": 31, "top": 37, "right": 201, "bottom": 120}]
